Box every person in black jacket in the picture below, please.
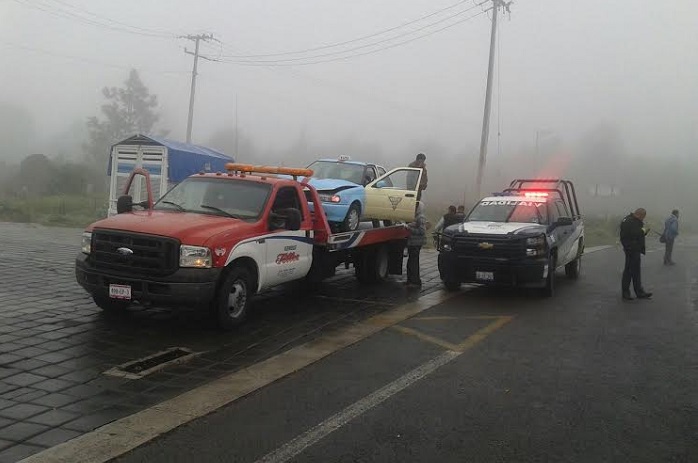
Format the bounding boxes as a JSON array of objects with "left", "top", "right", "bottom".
[{"left": 620, "top": 208, "right": 653, "bottom": 300}]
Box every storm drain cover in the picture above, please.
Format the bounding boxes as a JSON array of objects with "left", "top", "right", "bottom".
[{"left": 104, "top": 347, "right": 198, "bottom": 379}]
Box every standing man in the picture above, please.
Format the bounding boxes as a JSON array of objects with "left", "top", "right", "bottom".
[
  {"left": 661, "top": 209, "right": 679, "bottom": 265},
  {"left": 405, "top": 201, "right": 427, "bottom": 288},
  {"left": 620, "top": 208, "right": 653, "bottom": 300},
  {"left": 434, "top": 205, "right": 459, "bottom": 233},
  {"left": 455, "top": 205, "right": 466, "bottom": 221},
  {"left": 408, "top": 153, "right": 428, "bottom": 202}
]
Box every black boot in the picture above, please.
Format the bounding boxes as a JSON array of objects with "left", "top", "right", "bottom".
[
  {"left": 622, "top": 292, "right": 634, "bottom": 301},
  {"left": 637, "top": 291, "right": 653, "bottom": 299}
]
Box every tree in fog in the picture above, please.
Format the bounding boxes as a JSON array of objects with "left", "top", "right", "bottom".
[
  {"left": 0, "top": 102, "right": 35, "bottom": 162},
  {"left": 84, "top": 69, "right": 162, "bottom": 165}
]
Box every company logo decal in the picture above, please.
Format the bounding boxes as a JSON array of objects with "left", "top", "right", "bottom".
[
  {"left": 276, "top": 252, "right": 300, "bottom": 264},
  {"left": 214, "top": 247, "right": 227, "bottom": 257},
  {"left": 388, "top": 196, "right": 403, "bottom": 210}
]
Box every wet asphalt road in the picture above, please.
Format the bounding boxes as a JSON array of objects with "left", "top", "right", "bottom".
[{"left": 115, "top": 240, "right": 698, "bottom": 463}]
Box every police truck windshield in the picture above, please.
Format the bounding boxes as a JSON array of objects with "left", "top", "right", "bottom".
[
  {"left": 153, "top": 178, "right": 271, "bottom": 220},
  {"left": 308, "top": 161, "right": 365, "bottom": 185},
  {"left": 467, "top": 200, "right": 547, "bottom": 224}
]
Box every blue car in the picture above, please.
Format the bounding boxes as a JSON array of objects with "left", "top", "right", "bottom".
[{"left": 306, "top": 157, "right": 387, "bottom": 231}]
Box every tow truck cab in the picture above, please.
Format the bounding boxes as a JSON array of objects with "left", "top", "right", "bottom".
[
  {"left": 76, "top": 164, "right": 408, "bottom": 329},
  {"left": 437, "top": 179, "right": 584, "bottom": 296}
]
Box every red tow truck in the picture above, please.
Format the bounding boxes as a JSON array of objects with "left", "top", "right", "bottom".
[{"left": 76, "top": 163, "right": 409, "bottom": 329}]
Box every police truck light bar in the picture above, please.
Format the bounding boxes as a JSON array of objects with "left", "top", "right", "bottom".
[
  {"left": 224, "top": 163, "right": 314, "bottom": 178},
  {"left": 524, "top": 192, "right": 549, "bottom": 198}
]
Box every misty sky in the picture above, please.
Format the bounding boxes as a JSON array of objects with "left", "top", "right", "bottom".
[{"left": 0, "top": 0, "right": 696, "bottom": 163}]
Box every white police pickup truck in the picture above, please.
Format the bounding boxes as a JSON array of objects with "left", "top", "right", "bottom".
[{"left": 436, "top": 179, "right": 584, "bottom": 296}]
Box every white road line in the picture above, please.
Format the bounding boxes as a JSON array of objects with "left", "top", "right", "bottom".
[
  {"left": 254, "top": 351, "right": 460, "bottom": 463},
  {"left": 254, "top": 316, "right": 512, "bottom": 463}
]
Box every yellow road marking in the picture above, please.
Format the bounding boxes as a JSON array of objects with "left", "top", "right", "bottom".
[
  {"left": 393, "top": 316, "right": 514, "bottom": 353},
  {"left": 391, "top": 325, "right": 461, "bottom": 351}
]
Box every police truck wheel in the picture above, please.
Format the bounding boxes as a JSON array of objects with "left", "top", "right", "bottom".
[
  {"left": 93, "top": 296, "right": 130, "bottom": 314},
  {"left": 212, "top": 266, "right": 252, "bottom": 330},
  {"left": 342, "top": 203, "right": 361, "bottom": 232},
  {"left": 565, "top": 256, "right": 581, "bottom": 279},
  {"left": 444, "top": 280, "right": 461, "bottom": 292},
  {"left": 542, "top": 255, "right": 556, "bottom": 297}
]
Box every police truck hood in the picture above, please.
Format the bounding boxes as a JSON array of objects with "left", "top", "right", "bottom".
[
  {"left": 87, "top": 211, "right": 257, "bottom": 246},
  {"left": 449, "top": 221, "right": 546, "bottom": 236}
]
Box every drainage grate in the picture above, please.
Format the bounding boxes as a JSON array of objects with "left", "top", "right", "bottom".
[{"left": 104, "top": 347, "right": 199, "bottom": 379}]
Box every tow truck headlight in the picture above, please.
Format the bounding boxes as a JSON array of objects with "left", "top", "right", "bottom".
[
  {"left": 180, "top": 245, "right": 212, "bottom": 268},
  {"left": 81, "top": 232, "right": 92, "bottom": 254},
  {"left": 526, "top": 235, "right": 546, "bottom": 257},
  {"left": 439, "top": 235, "right": 453, "bottom": 252}
]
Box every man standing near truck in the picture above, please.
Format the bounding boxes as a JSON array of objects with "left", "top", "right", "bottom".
[
  {"left": 408, "top": 153, "right": 428, "bottom": 202},
  {"left": 620, "top": 208, "right": 653, "bottom": 300}
]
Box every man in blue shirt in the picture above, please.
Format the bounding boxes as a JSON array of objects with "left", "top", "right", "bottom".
[{"left": 662, "top": 209, "right": 679, "bottom": 265}]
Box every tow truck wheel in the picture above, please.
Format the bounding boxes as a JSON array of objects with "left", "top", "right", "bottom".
[
  {"left": 213, "top": 266, "right": 252, "bottom": 330},
  {"left": 342, "top": 202, "right": 361, "bottom": 232},
  {"left": 355, "top": 246, "right": 389, "bottom": 284},
  {"left": 93, "top": 296, "right": 130, "bottom": 314}
]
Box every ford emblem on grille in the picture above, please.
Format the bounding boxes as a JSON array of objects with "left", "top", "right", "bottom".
[
  {"left": 478, "top": 242, "right": 494, "bottom": 250},
  {"left": 116, "top": 247, "right": 134, "bottom": 256}
]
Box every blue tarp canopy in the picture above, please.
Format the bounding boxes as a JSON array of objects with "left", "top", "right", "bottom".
[{"left": 108, "top": 134, "right": 235, "bottom": 182}]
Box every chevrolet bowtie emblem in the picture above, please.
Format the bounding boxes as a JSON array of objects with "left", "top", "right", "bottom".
[{"left": 478, "top": 242, "right": 494, "bottom": 250}]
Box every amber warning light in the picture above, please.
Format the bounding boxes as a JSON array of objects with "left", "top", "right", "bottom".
[{"left": 224, "top": 163, "right": 314, "bottom": 178}]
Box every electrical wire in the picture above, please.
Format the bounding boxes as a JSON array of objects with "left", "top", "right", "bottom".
[
  {"left": 219, "top": 0, "right": 487, "bottom": 58},
  {"left": 221, "top": 9, "right": 489, "bottom": 67},
  {"left": 12, "top": 0, "right": 176, "bottom": 38}
]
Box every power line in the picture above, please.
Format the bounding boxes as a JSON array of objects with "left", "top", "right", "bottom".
[
  {"left": 11, "top": 0, "right": 176, "bottom": 38},
  {"left": 220, "top": 9, "right": 489, "bottom": 67},
  {"left": 220, "top": 0, "right": 487, "bottom": 59}
]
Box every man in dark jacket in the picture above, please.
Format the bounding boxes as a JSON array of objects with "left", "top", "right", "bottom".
[
  {"left": 408, "top": 153, "right": 428, "bottom": 201},
  {"left": 620, "top": 208, "right": 652, "bottom": 300}
]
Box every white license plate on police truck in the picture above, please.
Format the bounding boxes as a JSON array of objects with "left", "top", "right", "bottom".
[
  {"left": 475, "top": 271, "right": 494, "bottom": 281},
  {"left": 109, "top": 284, "right": 131, "bottom": 300}
]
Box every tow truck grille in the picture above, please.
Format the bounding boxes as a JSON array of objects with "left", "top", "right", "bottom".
[
  {"left": 453, "top": 235, "right": 525, "bottom": 259},
  {"left": 92, "top": 230, "right": 179, "bottom": 276}
]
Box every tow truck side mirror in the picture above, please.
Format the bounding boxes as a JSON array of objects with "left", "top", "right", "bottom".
[
  {"left": 269, "top": 208, "right": 302, "bottom": 231},
  {"left": 116, "top": 195, "right": 133, "bottom": 214}
]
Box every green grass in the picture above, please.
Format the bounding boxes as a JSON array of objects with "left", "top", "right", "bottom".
[{"left": 0, "top": 195, "right": 108, "bottom": 229}]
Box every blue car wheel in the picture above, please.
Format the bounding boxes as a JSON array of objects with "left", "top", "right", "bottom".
[{"left": 343, "top": 202, "right": 361, "bottom": 231}]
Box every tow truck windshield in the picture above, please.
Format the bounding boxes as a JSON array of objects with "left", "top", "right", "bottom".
[
  {"left": 153, "top": 177, "right": 271, "bottom": 220},
  {"left": 467, "top": 200, "right": 548, "bottom": 224},
  {"left": 307, "top": 160, "right": 365, "bottom": 185}
]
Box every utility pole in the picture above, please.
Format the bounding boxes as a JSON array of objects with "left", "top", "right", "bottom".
[
  {"left": 182, "top": 33, "right": 218, "bottom": 144},
  {"left": 474, "top": 0, "right": 511, "bottom": 199}
]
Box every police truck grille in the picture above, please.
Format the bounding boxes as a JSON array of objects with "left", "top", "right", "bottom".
[
  {"left": 92, "top": 230, "right": 179, "bottom": 276},
  {"left": 452, "top": 235, "right": 525, "bottom": 259}
]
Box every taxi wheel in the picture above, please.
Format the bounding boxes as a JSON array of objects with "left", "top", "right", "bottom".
[
  {"left": 342, "top": 202, "right": 361, "bottom": 232},
  {"left": 212, "top": 266, "right": 252, "bottom": 330}
]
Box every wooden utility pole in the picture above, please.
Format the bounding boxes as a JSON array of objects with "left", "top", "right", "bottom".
[{"left": 182, "top": 33, "right": 218, "bottom": 143}]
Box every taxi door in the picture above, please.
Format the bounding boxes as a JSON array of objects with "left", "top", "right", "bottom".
[{"left": 364, "top": 167, "right": 423, "bottom": 222}]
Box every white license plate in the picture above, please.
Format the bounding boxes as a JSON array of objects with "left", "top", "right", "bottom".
[
  {"left": 109, "top": 284, "right": 132, "bottom": 300},
  {"left": 475, "top": 271, "right": 494, "bottom": 281}
]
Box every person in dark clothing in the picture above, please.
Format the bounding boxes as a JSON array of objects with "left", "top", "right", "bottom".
[
  {"left": 661, "top": 209, "right": 679, "bottom": 265},
  {"left": 455, "top": 205, "right": 466, "bottom": 221},
  {"left": 405, "top": 201, "right": 427, "bottom": 287},
  {"left": 408, "top": 153, "right": 428, "bottom": 202},
  {"left": 434, "top": 205, "right": 459, "bottom": 232},
  {"left": 620, "top": 208, "right": 652, "bottom": 300}
]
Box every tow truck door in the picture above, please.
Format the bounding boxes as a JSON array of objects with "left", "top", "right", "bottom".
[
  {"left": 364, "top": 167, "right": 422, "bottom": 222},
  {"left": 262, "top": 186, "right": 314, "bottom": 288}
]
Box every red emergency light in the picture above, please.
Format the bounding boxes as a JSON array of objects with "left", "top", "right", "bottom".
[{"left": 524, "top": 192, "right": 549, "bottom": 198}]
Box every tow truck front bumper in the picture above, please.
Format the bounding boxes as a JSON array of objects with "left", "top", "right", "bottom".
[
  {"left": 75, "top": 254, "right": 222, "bottom": 309},
  {"left": 438, "top": 252, "right": 548, "bottom": 287}
]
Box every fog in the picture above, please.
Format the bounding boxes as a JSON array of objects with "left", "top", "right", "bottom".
[{"left": 1, "top": 0, "right": 696, "bottom": 221}]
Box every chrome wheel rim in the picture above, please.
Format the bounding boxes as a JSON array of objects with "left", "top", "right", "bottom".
[{"left": 227, "top": 279, "right": 247, "bottom": 318}]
